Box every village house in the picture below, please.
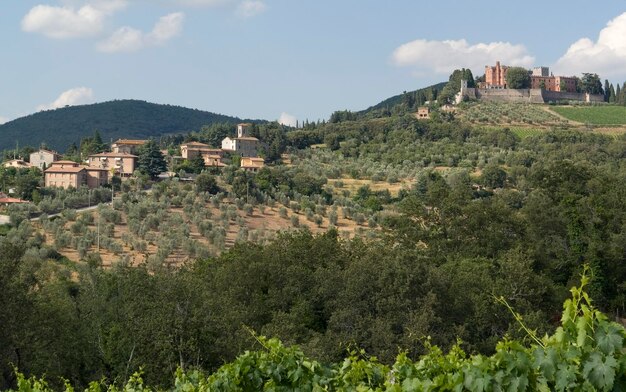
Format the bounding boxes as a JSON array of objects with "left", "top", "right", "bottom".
[
  {"left": 44, "top": 161, "right": 108, "bottom": 189},
  {"left": 416, "top": 107, "right": 430, "bottom": 120},
  {"left": 181, "top": 142, "right": 222, "bottom": 160},
  {"left": 111, "top": 139, "right": 147, "bottom": 155},
  {"left": 87, "top": 152, "right": 137, "bottom": 177},
  {"left": 3, "top": 159, "right": 31, "bottom": 169},
  {"left": 29, "top": 149, "right": 61, "bottom": 170},
  {"left": 240, "top": 157, "right": 265, "bottom": 172},
  {"left": 221, "top": 123, "right": 260, "bottom": 158},
  {"left": 180, "top": 142, "right": 227, "bottom": 168}
]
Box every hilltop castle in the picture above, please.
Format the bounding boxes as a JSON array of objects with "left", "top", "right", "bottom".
[
  {"left": 483, "top": 61, "right": 577, "bottom": 93},
  {"left": 457, "top": 61, "right": 604, "bottom": 104}
]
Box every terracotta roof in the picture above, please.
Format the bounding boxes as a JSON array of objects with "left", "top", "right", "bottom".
[
  {"left": 238, "top": 123, "right": 252, "bottom": 126},
  {"left": 113, "top": 139, "right": 147, "bottom": 145},
  {"left": 45, "top": 166, "right": 86, "bottom": 173},
  {"left": 85, "top": 167, "right": 109, "bottom": 172},
  {"left": 182, "top": 141, "right": 210, "bottom": 147},
  {"left": 0, "top": 197, "right": 28, "bottom": 204},
  {"left": 50, "top": 160, "right": 79, "bottom": 165},
  {"left": 236, "top": 137, "right": 259, "bottom": 141},
  {"left": 89, "top": 152, "right": 137, "bottom": 158}
]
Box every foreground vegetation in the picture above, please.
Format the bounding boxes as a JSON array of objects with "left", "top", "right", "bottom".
[{"left": 9, "top": 273, "right": 626, "bottom": 391}]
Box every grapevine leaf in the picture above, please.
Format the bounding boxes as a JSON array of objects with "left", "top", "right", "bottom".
[
  {"left": 595, "top": 324, "right": 623, "bottom": 355},
  {"left": 576, "top": 316, "right": 588, "bottom": 348},
  {"left": 533, "top": 347, "right": 557, "bottom": 379},
  {"left": 555, "top": 363, "right": 577, "bottom": 392},
  {"left": 582, "top": 352, "right": 617, "bottom": 390}
]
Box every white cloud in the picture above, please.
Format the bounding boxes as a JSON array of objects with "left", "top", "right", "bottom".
[
  {"left": 22, "top": 1, "right": 127, "bottom": 39},
  {"left": 554, "top": 12, "right": 626, "bottom": 78},
  {"left": 278, "top": 112, "right": 297, "bottom": 127},
  {"left": 236, "top": 0, "right": 266, "bottom": 18},
  {"left": 37, "top": 87, "right": 94, "bottom": 111},
  {"left": 0, "top": 116, "right": 8, "bottom": 125},
  {"left": 97, "top": 12, "right": 184, "bottom": 53},
  {"left": 391, "top": 39, "right": 534, "bottom": 76},
  {"left": 148, "top": 12, "right": 185, "bottom": 45}
]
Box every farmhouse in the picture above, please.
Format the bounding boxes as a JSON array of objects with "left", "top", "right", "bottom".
[
  {"left": 112, "top": 139, "right": 147, "bottom": 155},
  {"left": 241, "top": 157, "right": 265, "bottom": 172},
  {"left": 87, "top": 152, "right": 137, "bottom": 177},
  {"left": 44, "top": 161, "right": 108, "bottom": 189},
  {"left": 30, "top": 149, "right": 61, "bottom": 170},
  {"left": 416, "top": 107, "right": 430, "bottom": 120}
]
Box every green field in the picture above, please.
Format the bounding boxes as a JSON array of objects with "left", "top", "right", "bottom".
[{"left": 550, "top": 105, "right": 626, "bottom": 124}]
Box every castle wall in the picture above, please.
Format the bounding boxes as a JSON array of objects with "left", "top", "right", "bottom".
[
  {"left": 466, "top": 88, "right": 604, "bottom": 104},
  {"left": 475, "top": 89, "right": 544, "bottom": 104},
  {"left": 542, "top": 91, "right": 604, "bottom": 103}
]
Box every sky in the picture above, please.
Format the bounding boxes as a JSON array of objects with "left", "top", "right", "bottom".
[{"left": 1, "top": 1, "right": 626, "bottom": 127}]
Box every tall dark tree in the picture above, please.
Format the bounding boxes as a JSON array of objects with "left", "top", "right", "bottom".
[
  {"left": 189, "top": 154, "right": 206, "bottom": 174},
  {"left": 439, "top": 68, "right": 475, "bottom": 104},
  {"left": 609, "top": 84, "right": 617, "bottom": 103},
  {"left": 505, "top": 67, "right": 531, "bottom": 89},
  {"left": 137, "top": 139, "right": 167, "bottom": 179},
  {"left": 604, "top": 79, "right": 611, "bottom": 102},
  {"left": 579, "top": 73, "right": 604, "bottom": 95}
]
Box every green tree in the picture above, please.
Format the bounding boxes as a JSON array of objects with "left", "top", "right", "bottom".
[
  {"left": 505, "top": 67, "right": 531, "bottom": 89},
  {"left": 137, "top": 139, "right": 167, "bottom": 179},
  {"left": 189, "top": 154, "right": 206, "bottom": 174},
  {"left": 439, "top": 68, "right": 475, "bottom": 104},
  {"left": 481, "top": 164, "right": 507, "bottom": 188},
  {"left": 609, "top": 84, "right": 616, "bottom": 103},
  {"left": 580, "top": 73, "right": 604, "bottom": 95},
  {"left": 195, "top": 172, "right": 219, "bottom": 194}
]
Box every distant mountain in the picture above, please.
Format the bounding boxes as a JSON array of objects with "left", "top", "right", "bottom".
[
  {"left": 0, "top": 99, "right": 260, "bottom": 152},
  {"left": 359, "top": 82, "right": 447, "bottom": 114}
]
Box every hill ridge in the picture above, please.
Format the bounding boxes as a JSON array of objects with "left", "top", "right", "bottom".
[{"left": 0, "top": 99, "right": 261, "bottom": 152}]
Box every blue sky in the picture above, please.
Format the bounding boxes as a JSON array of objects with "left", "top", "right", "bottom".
[{"left": 1, "top": 1, "right": 626, "bottom": 126}]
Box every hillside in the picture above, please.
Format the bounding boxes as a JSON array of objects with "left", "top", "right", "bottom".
[
  {"left": 0, "top": 99, "right": 259, "bottom": 152},
  {"left": 358, "top": 81, "right": 446, "bottom": 114}
]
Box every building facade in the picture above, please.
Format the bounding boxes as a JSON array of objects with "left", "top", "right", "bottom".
[
  {"left": 485, "top": 61, "right": 509, "bottom": 88},
  {"left": 416, "top": 107, "right": 430, "bottom": 119},
  {"left": 44, "top": 161, "right": 87, "bottom": 189},
  {"left": 530, "top": 74, "right": 577, "bottom": 93},
  {"left": 111, "top": 139, "right": 147, "bottom": 155},
  {"left": 29, "top": 149, "right": 61, "bottom": 170},
  {"left": 241, "top": 157, "right": 265, "bottom": 172},
  {"left": 87, "top": 152, "right": 137, "bottom": 177},
  {"left": 44, "top": 161, "right": 109, "bottom": 189}
]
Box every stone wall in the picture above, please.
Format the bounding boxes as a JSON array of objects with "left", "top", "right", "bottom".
[
  {"left": 464, "top": 88, "right": 605, "bottom": 104},
  {"left": 542, "top": 91, "right": 604, "bottom": 103},
  {"left": 475, "top": 89, "right": 544, "bottom": 104}
]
